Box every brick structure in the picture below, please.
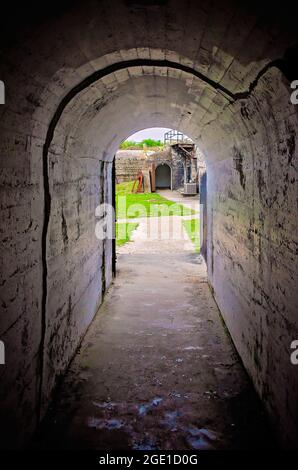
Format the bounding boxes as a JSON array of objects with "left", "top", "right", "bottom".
[{"left": 115, "top": 150, "right": 147, "bottom": 183}]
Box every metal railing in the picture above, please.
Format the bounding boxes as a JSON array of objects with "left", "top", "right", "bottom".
[{"left": 164, "top": 130, "right": 193, "bottom": 145}]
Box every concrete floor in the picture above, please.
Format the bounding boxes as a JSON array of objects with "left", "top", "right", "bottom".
[{"left": 33, "top": 193, "right": 272, "bottom": 450}]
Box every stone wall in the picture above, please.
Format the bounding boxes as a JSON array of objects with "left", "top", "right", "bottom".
[
  {"left": 201, "top": 68, "right": 298, "bottom": 446},
  {"left": 115, "top": 147, "right": 185, "bottom": 190},
  {"left": 115, "top": 150, "right": 147, "bottom": 183},
  {"left": 0, "top": 0, "right": 297, "bottom": 448}
]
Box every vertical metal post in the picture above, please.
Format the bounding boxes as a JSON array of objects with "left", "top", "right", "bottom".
[{"left": 112, "top": 157, "right": 116, "bottom": 277}]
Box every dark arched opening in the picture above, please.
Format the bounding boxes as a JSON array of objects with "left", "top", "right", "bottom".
[{"left": 155, "top": 163, "right": 171, "bottom": 189}]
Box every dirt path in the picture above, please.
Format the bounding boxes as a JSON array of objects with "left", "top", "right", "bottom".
[{"left": 34, "top": 195, "right": 272, "bottom": 450}]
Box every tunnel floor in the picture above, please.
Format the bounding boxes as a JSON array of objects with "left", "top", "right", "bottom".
[{"left": 33, "top": 207, "right": 273, "bottom": 450}]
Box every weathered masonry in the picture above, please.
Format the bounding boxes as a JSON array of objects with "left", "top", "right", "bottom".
[{"left": 0, "top": 0, "right": 297, "bottom": 448}]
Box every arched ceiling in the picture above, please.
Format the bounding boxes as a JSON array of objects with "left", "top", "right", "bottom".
[
  {"left": 1, "top": 0, "right": 297, "bottom": 143},
  {"left": 50, "top": 65, "right": 233, "bottom": 163}
]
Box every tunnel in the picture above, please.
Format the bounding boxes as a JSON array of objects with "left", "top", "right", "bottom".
[
  {"left": 0, "top": 0, "right": 297, "bottom": 450},
  {"left": 155, "top": 164, "right": 171, "bottom": 189}
]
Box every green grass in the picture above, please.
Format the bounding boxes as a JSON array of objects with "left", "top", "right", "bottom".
[
  {"left": 116, "top": 180, "right": 134, "bottom": 195},
  {"left": 116, "top": 222, "right": 139, "bottom": 246},
  {"left": 119, "top": 139, "right": 164, "bottom": 150},
  {"left": 183, "top": 218, "right": 200, "bottom": 253},
  {"left": 116, "top": 181, "right": 196, "bottom": 219}
]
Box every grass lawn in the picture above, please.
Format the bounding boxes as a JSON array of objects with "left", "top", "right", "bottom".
[
  {"left": 116, "top": 181, "right": 135, "bottom": 195},
  {"left": 116, "top": 222, "right": 139, "bottom": 246},
  {"left": 116, "top": 181, "right": 196, "bottom": 219},
  {"left": 183, "top": 218, "right": 200, "bottom": 253}
]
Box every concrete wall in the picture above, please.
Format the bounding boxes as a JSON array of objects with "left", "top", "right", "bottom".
[{"left": 43, "top": 140, "right": 113, "bottom": 412}]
